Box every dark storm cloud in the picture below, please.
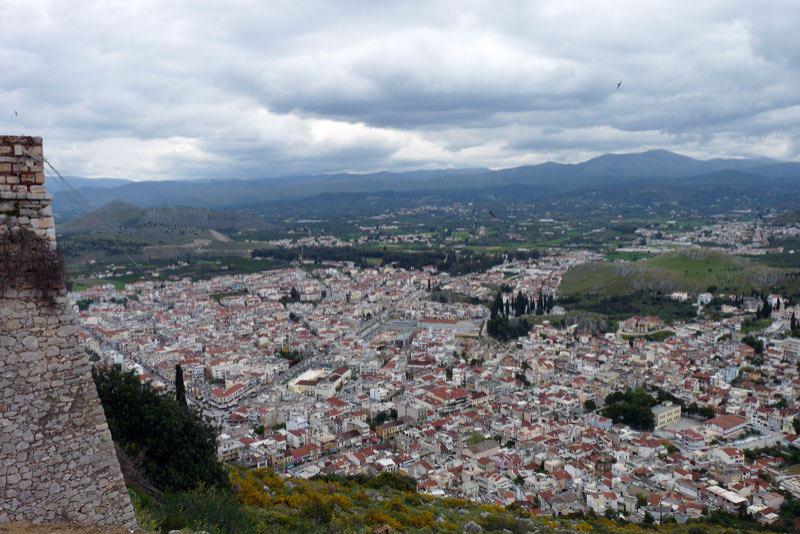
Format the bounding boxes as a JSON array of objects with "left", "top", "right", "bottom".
[{"left": 1, "top": 0, "right": 799, "bottom": 179}]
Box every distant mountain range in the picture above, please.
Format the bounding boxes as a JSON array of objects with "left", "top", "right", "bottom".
[{"left": 51, "top": 149, "right": 800, "bottom": 219}]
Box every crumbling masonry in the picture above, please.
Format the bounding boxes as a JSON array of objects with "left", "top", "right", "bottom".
[{"left": 0, "top": 136, "right": 136, "bottom": 528}]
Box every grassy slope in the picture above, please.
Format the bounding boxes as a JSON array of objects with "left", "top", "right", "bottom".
[
  {"left": 560, "top": 250, "right": 795, "bottom": 298},
  {"left": 127, "top": 467, "right": 768, "bottom": 534}
]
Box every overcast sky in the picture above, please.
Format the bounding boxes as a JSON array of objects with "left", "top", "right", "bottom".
[{"left": 2, "top": 0, "right": 799, "bottom": 180}]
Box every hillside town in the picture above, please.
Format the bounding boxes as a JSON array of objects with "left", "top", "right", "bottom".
[{"left": 72, "top": 250, "right": 800, "bottom": 527}]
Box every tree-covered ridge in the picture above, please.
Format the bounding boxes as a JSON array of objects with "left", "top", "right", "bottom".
[
  {"left": 93, "top": 366, "right": 228, "bottom": 492},
  {"left": 252, "top": 245, "right": 541, "bottom": 275}
]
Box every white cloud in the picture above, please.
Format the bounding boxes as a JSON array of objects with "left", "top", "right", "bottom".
[
  {"left": 52, "top": 137, "right": 220, "bottom": 180},
  {"left": 0, "top": 0, "right": 799, "bottom": 179}
]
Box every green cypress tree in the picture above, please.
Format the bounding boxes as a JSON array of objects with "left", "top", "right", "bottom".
[
  {"left": 175, "top": 364, "right": 187, "bottom": 407},
  {"left": 490, "top": 291, "right": 503, "bottom": 319}
]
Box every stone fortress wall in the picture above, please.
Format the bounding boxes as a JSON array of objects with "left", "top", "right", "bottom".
[
  {"left": 0, "top": 136, "right": 136, "bottom": 528},
  {"left": 0, "top": 136, "right": 54, "bottom": 241}
]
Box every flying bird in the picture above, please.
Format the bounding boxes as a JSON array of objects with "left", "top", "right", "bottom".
[
  {"left": 616, "top": 80, "right": 623, "bottom": 91},
  {"left": 489, "top": 210, "right": 497, "bottom": 219},
  {"left": 14, "top": 110, "right": 18, "bottom": 117}
]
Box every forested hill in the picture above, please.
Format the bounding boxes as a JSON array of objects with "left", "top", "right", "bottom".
[
  {"left": 59, "top": 200, "right": 269, "bottom": 237},
  {"left": 56, "top": 200, "right": 271, "bottom": 263}
]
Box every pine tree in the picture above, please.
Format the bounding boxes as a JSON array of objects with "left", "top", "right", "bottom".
[{"left": 175, "top": 364, "right": 187, "bottom": 407}]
